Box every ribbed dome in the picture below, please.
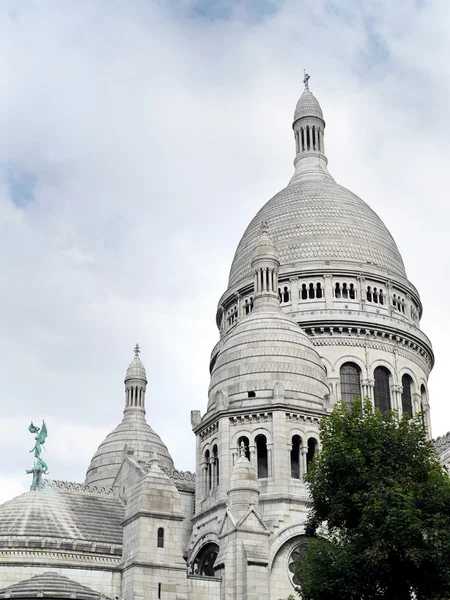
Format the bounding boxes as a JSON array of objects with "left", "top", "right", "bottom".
[
  {"left": 228, "top": 178, "right": 407, "bottom": 289},
  {"left": 209, "top": 304, "right": 329, "bottom": 410},
  {"left": 294, "top": 89, "right": 324, "bottom": 122},
  {"left": 125, "top": 355, "right": 147, "bottom": 382},
  {"left": 0, "top": 486, "right": 124, "bottom": 550},
  {"left": 85, "top": 413, "right": 174, "bottom": 487}
]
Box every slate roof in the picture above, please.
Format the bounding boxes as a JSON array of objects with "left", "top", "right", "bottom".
[
  {"left": 0, "top": 484, "right": 124, "bottom": 555},
  {"left": 0, "top": 571, "right": 111, "bottom": 599}
]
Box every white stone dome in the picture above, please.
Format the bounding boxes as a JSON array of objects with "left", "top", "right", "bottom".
[
  {"left": 227, "top": 177, "right": 407, "bottom": 289},
  {"left": 208, "top": 304, "right": 329, "bottom": 411},
  {"left": 85, "top": 413, "right": 174, "bottom": 487},
  {"left": 294, "top": 88, "right": 324, "bottom": 122}
]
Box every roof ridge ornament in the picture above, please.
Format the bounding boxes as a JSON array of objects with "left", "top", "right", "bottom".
[{"left": 303, "top": 70, "right": 310, "bottom": 91}]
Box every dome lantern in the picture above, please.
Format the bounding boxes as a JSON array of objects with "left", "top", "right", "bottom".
[
  {"left": 124, "top": 343, "right": 147, "bottom": 416},
  {"left": 291, "top": 72, "right": 331, "bottom": 183}
]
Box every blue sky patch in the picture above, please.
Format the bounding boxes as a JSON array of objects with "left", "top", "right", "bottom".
[{"left": 5, "top": 163, "right": 37, "bottom": 208}]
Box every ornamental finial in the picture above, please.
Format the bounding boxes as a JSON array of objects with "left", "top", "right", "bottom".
[
  {"left": 303, "top": 70, "right": 310, "bottom": 91},
  {"left": 134, "top": 343, "right": 140, "bottom": 357},
  {"left": 26, "top": 421, "right": 49, "bottom": 491}
]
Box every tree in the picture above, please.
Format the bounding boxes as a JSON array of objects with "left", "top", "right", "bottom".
[{"left": 295, "top": 398, "right": 450, "bottom": 600}]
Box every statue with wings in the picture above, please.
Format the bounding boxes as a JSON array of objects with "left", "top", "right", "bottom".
[{"left": 27, "top": 421, "right": 49, "bottom": 490}]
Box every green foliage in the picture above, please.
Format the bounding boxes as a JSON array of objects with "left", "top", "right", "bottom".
[{"left": 295, "top": 398, "right": 450, "bottom": 600}]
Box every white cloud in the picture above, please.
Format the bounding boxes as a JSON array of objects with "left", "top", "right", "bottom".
[{"left": 0, "top": 0, "right": 449, "bottom": 502}]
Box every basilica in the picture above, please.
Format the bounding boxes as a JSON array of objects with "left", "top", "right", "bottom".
[{"left": 0, "top": 77, "right": 438, "bottom": 600}]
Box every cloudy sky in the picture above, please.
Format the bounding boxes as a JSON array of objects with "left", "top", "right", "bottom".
[{"left": 1, "top": 0, "right": 449, "bottom": 502}]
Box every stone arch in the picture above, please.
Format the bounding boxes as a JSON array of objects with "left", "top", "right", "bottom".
[
  {"left": 188, "top": 533, "right": 220, "bottom": 566},
  {"left": 333, "top": 354, "right": 367, "bottom": 378},
  {"left": 268, "top": 524, "right": 307, "bottom": 571},
  {"left": 398, "top": 367, "right": 419, "bottom": 392}
]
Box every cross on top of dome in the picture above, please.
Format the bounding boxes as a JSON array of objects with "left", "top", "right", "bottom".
[
  {"left": 134, "top": 343, "right": 140, "bottom": 357},
  {"left": 303, "top": 70, "right": 310, "bottom": 90}
]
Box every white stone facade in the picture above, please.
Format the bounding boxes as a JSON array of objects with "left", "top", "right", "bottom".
[{"left": 0, "top": 78, "right": 436, "bottom": 600}]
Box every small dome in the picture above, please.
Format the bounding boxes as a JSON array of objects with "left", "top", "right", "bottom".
[
  {"left": 85, "top": 413, "right": 174, "bottom": 487},
  {"left": 293, "top": 89, "right": 324, "bottom": 122},
  {"left": 125, "top": 343, "right": 147, "bottom": 383},
  {"left": 229, "top": 448, "right": 258, "bottom": 493},
  {"left": 209, "top": 304, "right": 329, "bottom": 410},
  {"left": 251, "top": 228, "right": 279, "bottom": 265}
]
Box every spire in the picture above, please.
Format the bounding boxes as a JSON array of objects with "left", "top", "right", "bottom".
[
  {"left": 250, "top": 223, "right": 280, "bottom": 310},
  {"left": 124, "top": 344, "right": 148, "bottom": 416},
  {"left": 290, "top": 74, "right": 332, "bottom": 184}
]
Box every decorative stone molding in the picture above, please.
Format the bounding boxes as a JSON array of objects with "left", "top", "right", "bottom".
[
  {"left": 160, "top": 468, "right": 196, "bottom": 483},
  {"left": 435, "top": 432, "right": 450, "bottom": 452},
  {"left": 286, "top": 413, "right": 321, "bottom": 426},
  {"left": 230, "top": 413, "right": 272, "bottom": 425},
  {"left": 41, "top": 479, "right": 115, "bottom": 496},
  {"left": 199, "top": 421, "right": 219, "bottom": 440}
]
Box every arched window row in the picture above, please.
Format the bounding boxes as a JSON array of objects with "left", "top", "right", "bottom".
[
  {"left": 392, "top": 294, "right": 406, "bottom": 314},
  {"left": 366, "top": 285, "right": 384, "bottom": 304},
  {"left": 126, "top": 386, "right": 145, "bottom": 408},
  {"left": 278, "top": 285, "right": 291, "bottom": 304},
  {"left": 300, "top": 282, "right": 323, "bottom": 301},
  {"left": 295, "top": 125, "right": 323, "bottom": 153},
  {"left": 244, "top": 296, "right": 254, "bottom": 315},
  {"left": 339, "top": 362, "right": 418, "bottom": 418},
  {"left": 290, "top": 435, "right": 318, "bottom": 479},
  {"left": 226, "top": 304, "right": 238, "bottom": 326},
  {"left": 203, "top": 444, "right": 220, "bottom": 494},
  {"left": 334, "top": 282, "right": 356, "bottom": 300}
]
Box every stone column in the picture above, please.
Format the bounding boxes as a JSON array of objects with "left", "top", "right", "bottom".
[
  {"left": 324, "top": 274, "right": 333, "bottom": 310},
  {"left": 289, "top": 277, "right": 299, "bottom": 311}
]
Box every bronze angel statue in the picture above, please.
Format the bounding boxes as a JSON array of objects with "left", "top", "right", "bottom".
[
  {"left": 29, "top": 421, "right": 48, "bottom": 460},
  {"left": 27, "top": 421, "right": 49, "bottom": 490}
]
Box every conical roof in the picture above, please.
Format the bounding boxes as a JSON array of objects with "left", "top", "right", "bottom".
[{"left": 293, "top": 88, "right": 324, "bottom": 122}]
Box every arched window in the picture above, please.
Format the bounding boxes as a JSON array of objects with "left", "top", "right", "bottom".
[
  {"left": 291, "top": 435, "right": 302, "bottom": 479},
  {"left": 204, "top": 449, "right": 211, "bottom": 493},
  {"left": 157, "top": 527, "right": 164, "bottom": 548},
  {"left": 306, "top": 438, "right": 317, "bottom": 471},
  {"left": 335, "top": 282, "right": 341, "bottom": 298},
  {"left": 213, "top": 444, "right": 219, "bottom": 487},
  {"left": 420, "top": 384, "right": 427, "bottom": 427},
  {"left": 373, "top": 287, "right": 378, "bottom": 303},
  {"left": 349, "top": 283, "right": 356, "bottom": 299},
  {"left": 379, "top": 289, "right": 384, "bottom": 305},
  {"left": 193, "top": 542, "right": 219, "bottom": 577},
  {"left": 308, "top": 283, "right": 315, "bottom": 299},
  {"left": 367, "top": 286, "right": 372, "bottom": 302},
  {"left": 237, "top": 436, "right": 250, "bottom": 460},
  {"left": 401, "top": 375, "right": 413, "bottom": 418},
  {"left": 301, "top": 283, "right": 307, "bottom": 300},
  {"left": 316, "top": 282, "right": 323, "bottom": 298},
  {"left": 342, "top": 283, "right": 348, "bottom": 299},
  {"left": 374, "top": 366, "right": 391, "bottom": 414},
  {"left": 340, "top": 362, "right": 361, "bottom": 406},
  {"left": 255, "top": 434, "right": 268, "bottom": 478}
]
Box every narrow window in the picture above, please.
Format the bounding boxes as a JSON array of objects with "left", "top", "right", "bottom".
[
  {"left": 255, "top": 434, "right": 268, "bottom": 478},
  {"left": 335, "top": 282, "right": 341, "bottom": 298},
  {"left": 213, "top": 444, "right": 219, "bottom": 487},
  {"left": 290, "top": 435, "right": 302, "bottom": 479},
  {"left": 278, "top": 287, "right": 282, "bottom": 302},
  {"left": 283, "top": 286, "right": 290, "bottom": 303},
  {"left": 401, "top": 375, "right": 413, "bottom": 418},
  {"left": 374, "top": 366, "right": 391, "bottom": 414},
  {"left": 316, "top": 282, "right": 323, "bottom": 298},
  {"left": 306, "top": 438, "right": 317, "bottom": 471},
  {"left": 420, "top": 384, "right": 427, "bottom": 427},
  {"left": 373, "top": 287, "right": 378, "bottom": 303},
  {"left": 237, "top": 436, "right": 250, "bottom": 460},
  {"left": 204, "top": 449, "right": 211, "bottom": 492},
  {"left": 342, "top": 283, "right": 348, "bottom": 299},
  {"left": 379, "top": 289, "right": 384, "bottom": 305},
  {"left": 301, "top": 284, "right": 307, "bottom": 300},
  {"left": 349, "top": 283, "right": 355, "bottom": 299},
  {"left": 308, "top": 283, "right": 315, "bottom": 299},
  {"left": 367, "top": 286, "right": 372, "bottom": 302},
  {"left": 340, "top": 362, "right": 361, "bottom": 406},
  {"left": 157, "top": 527, "right": 164, "bottom": 548},
  {"left": 301, "top": 128, "right": 305, "bottom": 152},
  {"left": 158, "top": 583, "right": 161, "bottom": 599}
]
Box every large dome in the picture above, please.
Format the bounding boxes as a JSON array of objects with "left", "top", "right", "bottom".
[
  {"left": 85, "top": 412, "right": 174, "bottom": 487},
  {"left": 208, "top": 304, "right": 329, "bottom": 411},
  {"left": 228, "top": 177, "right": 407, "bottom": 289}
]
